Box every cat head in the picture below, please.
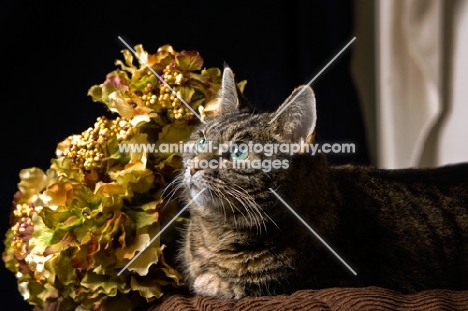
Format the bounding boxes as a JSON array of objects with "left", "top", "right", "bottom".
[
  {"left": 180, "top": 67, "right": 317, "bottom": 225},
  {"left": 203, "top": 67, "right": 317, "bottom": 144}
]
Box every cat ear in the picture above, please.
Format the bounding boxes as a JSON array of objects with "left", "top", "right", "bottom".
[
  {"left": 271, "top": 85, "right": 317, "bottom": 143},
  {"left": 202, "top": 66, "right": 239, "bottom": 117}
]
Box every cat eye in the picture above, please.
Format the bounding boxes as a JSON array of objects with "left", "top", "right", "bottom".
[
  {"left": 195, "top": 137, "right": 206, "bottom": 153},
  {"left": 230, "top": 142, "right": 249, "bottom": 161}
]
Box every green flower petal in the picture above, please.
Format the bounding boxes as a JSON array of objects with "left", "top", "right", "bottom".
[
  {"left": 2, "top": 229, "right": 18, "bottom": 273},
  {"left": 50, "top": 157, "right": 85, "bottom": 183},
  {"left": 50, "top": 254, "right": 76, "bottom": 285},
  {"left": 130, "top": 276, "right": 163, "bottom": 300},
  {"left": 44, "top": 232, "right": 79, "bottom": 256},
  {"left": 28, "top": 214, "right": 60, "bottom": 255},
  {"left": 201, "top": 67, "right": 222, "bottom": 84},
  {"left": 81, "top": 272, "right": 126, "bottom": 296},
  {"left": 115, "top": 225, "right": 160, "bottom": 276},
  {"left": 109, "top": 161, "right": 154, "bottom": 196},
  {"left": 158, "top": 120, "right": 193, "bottom": 143},
  {"left": 237, "top": 80, "right": 247, "bottom": 93},
  {"left": 88, "top": 84, "right": 103, "bottom": 103},
  {"left": 130, "top": 74, "right": 156, "bottom": 92},
  {"left": 175, "top": 50, "right": 203, "bottom": 70},
  {"left": 128, "top": 244, "right": 159, "bottom": 276},
  {"left": 115, "top": 49, "right": 137, "bottom": 74},
  {"left": 125, "top": 208, "right": 159, "bottom": 229},
  {"left": 70, "top": 245, "right": 91, "bottom": 270}
]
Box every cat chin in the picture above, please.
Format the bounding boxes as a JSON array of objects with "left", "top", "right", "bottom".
[
  {"left": 188, "top": 190, "right": 229, "bottom": 212},
  {"left": 183, "top": 168, "right": 201, "bottom": 189},
  {"left": 183, "top": 168, "right": 214, "bottom": 201},
  {"left": 183, "top": 167, "right": 192, "bottom": 184},
  {"left": 190, "top": 189, "right": 211, "bottom": 203},
  {"left": 190, "top": 189, "right": 205, "bottom": 203},
  {"left": 183, "top": 166, "right": 205, "bottom": 180}
]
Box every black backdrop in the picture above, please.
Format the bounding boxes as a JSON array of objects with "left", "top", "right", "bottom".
[{"left": 0, "top": 1, "right": 369, "bottom": 309}]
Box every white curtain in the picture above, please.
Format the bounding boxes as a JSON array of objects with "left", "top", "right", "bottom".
[{"left": 352, "top": 0, "right": 468, "bottom": 169}]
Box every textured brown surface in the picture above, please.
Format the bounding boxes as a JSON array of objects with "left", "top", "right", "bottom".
[
  {"left": 149, "top": 287, "right": 468, "bottom": 311},
  {"left": 34, "top": 287, "right": 468, "bottom": 311}
]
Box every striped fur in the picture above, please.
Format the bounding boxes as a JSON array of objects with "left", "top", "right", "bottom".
[{"left": 170, "top": 67, "right": 468, "bottom": 299}]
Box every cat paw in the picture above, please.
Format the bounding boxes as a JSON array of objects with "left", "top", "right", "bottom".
[{"left": 193, "top": 272, "right": 245, "bottom": 299}]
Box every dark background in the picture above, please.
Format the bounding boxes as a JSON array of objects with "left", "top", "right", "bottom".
[{"left": 0, "top": 1, "right": 369, "bottom": 309}]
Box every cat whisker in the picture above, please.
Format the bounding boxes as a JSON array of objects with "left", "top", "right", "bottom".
[
  {"left": 220, "top": 185, "right": 260, "bottom": 231},
  {"left": 162, "top": 174, "right": 185, "bottom": 203},
  {"left": 161, "top": 173, "right": 182, "bottom": 195},
  {"left": 235, "top": 185, "right": 279, "bottom": 231},
  {"left": 217, "top": 188, "right": 248, "bottom": 230},
  {"left": 218, "top": 190, "right": 237, "bottom": 228},
  {"left": 163, "top": 180, "right": 182, "bottom": 200},
  {"left": 212, "top": 186, "right": 229, "bottom": 225},
  {"left": 235, "top": 195, "right": 263, "bottom": 234},
  {"left": 211, "top": 188, "right": 226, "bottom": 221},
  {"left": 211, "top": 181, "right": 257, "bottom": 230},
  {"left": 237, "top": 195, "right": 264, "bottom": 234},
  {"left": 225, "top": 185, "right": 267, "bottom": 233},
  {"left": 217, "top": 188, "right": 245, "bottom": 230}
]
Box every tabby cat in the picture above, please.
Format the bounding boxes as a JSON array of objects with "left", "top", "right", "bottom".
[{"left": 172, "top": 67, "right": 468, "bottom": 299}]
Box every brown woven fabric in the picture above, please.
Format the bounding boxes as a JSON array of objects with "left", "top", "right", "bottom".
[
  {"left": 148, "top": 287, "right": 468, "bottom": 311},
  {"left": 34, "top": 287, "right": 468, "bottom": 311}
]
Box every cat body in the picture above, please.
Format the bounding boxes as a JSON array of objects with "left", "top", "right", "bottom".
[{"left": 175, "top": 67, "right": 468, "bottom": 299}]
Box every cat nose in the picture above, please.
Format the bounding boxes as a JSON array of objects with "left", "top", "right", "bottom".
[
  {"left": 189, "top": 156, "right": 203, "bottom": 175},
  {"left": 190, "top": 166, "right": 201, "bottom": 176},
  {"left": 189, "top": 154, "right": 219, "bottom": 175}
]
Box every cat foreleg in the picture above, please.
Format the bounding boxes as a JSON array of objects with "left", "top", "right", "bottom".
[{"left": 193, "top": 271, "right": 245, "bottom": 299}]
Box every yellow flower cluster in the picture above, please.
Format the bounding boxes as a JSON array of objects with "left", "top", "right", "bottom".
[
  {"left": 159, "top": 64, "right": 192, "bottom": 120},
  {"left": 11, "top": 203, "right": 34, "bottom": 254},
  {"left": 60, "top": 116, "right": 134, "bottom": 170},
  {"left": 140, "top": 74, "right": 158, "bottom": 107},
  {"left": 3, "top": 44, "right": 237, "bottom": 310}
]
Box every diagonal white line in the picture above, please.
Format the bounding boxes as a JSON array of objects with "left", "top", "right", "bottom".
[
  {"left": 117, "top": 36, "right": 206, "bottom": 124},
  {"left": 117, "top": 188, "right": 206, "bottom": 276},
  {"left": 268, "top": 37, "right": 356, "bottom": 124},
  {"left": 268, "top": 188, "right": 357, "bottom": 275}
]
